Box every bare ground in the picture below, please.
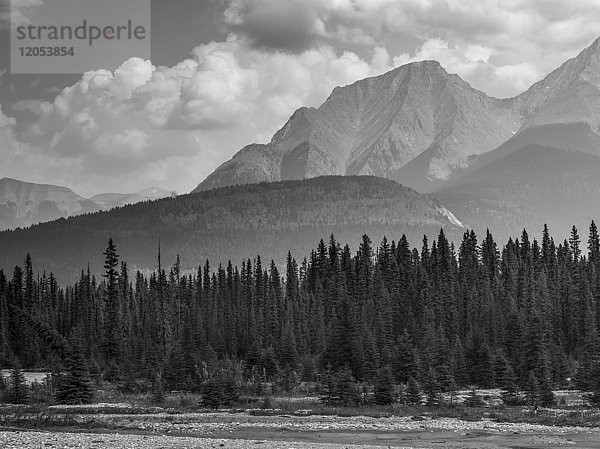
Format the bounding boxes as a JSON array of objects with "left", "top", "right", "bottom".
[{"left": 4, "top": 412, "right": 600, "bottom": 448}]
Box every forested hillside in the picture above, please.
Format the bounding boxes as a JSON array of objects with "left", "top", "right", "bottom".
[
  {"left": 434, "top": 146, "right": 600, "bottom": 239},
  {"left": 0, "top": 176, "right": 461, "bottom": 282},
  {"left": 2, "top": 223, "right": 600, "bottom": 403}
]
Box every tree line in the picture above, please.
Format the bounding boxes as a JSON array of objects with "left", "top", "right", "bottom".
[{"left": 2, "top": 223, "right": 600, "bottom": 406}]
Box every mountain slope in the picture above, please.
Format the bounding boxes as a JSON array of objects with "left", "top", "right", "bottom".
[
  {"left": 0, "top": 178, "right": 101, "bottom": 231},
  {"left": 196, "top": 37, "right": 600, "bottom": 197},
  {"left": 0, "top": 176, "right": 464, "bottom": 282},
  {"left": 441, "top": 37, "right": 600, "bottom": 188},
  {"left": 434, "top": 145, "right": 600, "bottom": 240},
  {"left": 90, "top": 187, "right": 175, "bottom": 209},
  {"left": 195, "top": 61, "right": 521, "bottom": 193},
  {"left": 430, "top": 39, "right": 600, "bottom": 239}
]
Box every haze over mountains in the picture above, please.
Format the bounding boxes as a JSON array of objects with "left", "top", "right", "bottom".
[
  {"left": 0, "top": 178, "right": 101, "bottom": 231},
  {"left": 0, "top": 176, "right": 464, "bottom": 281},
  {"left": 196, "top": 37, "right": 600, "bottom": 239},
  {"left": 89, "top": 187, "right": 176, "bottom": 210},
  {"left": 0, "top": 178, "right": 174, "bottom": 231}
]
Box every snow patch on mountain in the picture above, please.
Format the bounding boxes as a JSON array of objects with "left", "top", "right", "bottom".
[{"left": 437, "top": 206, "right": 465, "bottom": 228}]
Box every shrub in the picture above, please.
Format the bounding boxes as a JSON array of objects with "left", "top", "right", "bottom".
[{"left": 463, "top": 389, "right": 485, "bottom": 407}]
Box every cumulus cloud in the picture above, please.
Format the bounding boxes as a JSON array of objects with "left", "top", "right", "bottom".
[
  {"left": 5, "top": 36, "right": 386, "bottom": 195},
  {"left": 392, "top": 38, "right": 541, "bottom": 98},
  {"left": 221, "top": 0, "right": 600, "bottom": 97},
  {"left": 5, "top": 1, "right": 600, "bottom": 194}
]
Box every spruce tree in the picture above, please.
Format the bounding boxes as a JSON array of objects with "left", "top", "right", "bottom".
[
  {"left": 329, "top": 367, "right": 360, "bottom": 406},
  {"left": 150, "top": 374, "right": 165, "bottom": 405},
  {"left": 500, "top": 363, "right": 520, "bottom": 406},
  {"left": 406, "top": 376, "right": 422, "bottom": 404},
  {"left": 392, "top": 331, "right": 418, "bottom": 383},
  {"left": 164, "top": 344, "right": 187, "bottom": 391},
  {"left": 373, "top": 365, "right": 395, "bottom": 405},
  {"left": 423, "top": 368, "right": 441, "bottom": 406},
  {"left": 539, "top": 377, "right": 555, "bottom": 407},
  {"left": 7, "top": 366, "right": 28, "bottom": 404},
  {"left": 201, "top": 370, "right": 239, "bottom": 408},
  {"left": 55, "top": 344, "right": 94, "bottom": 405},
  {"left": 102, "top": 238, "right": 120, "bottom": 363},
  {"left": 583, "top": 360, "right": 600, "bottom": 407},
  {"left": 525, "top": 371, "right": 540, "bottom": 406},
  {"left": 279, "top": 327, "right": 298, "bottom": 369}
]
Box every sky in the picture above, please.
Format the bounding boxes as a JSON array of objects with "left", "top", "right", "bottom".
[{"left": 1, "top": 0, "right": 600, "bottom": 197}]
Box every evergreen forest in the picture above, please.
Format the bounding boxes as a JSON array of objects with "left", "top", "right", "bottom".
[{"left": 2, "top": 223, "right": 600, "bottom": 406}]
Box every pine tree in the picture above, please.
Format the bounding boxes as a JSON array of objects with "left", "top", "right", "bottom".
[
  {"left": 7, "top": 366, "right": 28, "bottom": 404},
  {"left": 525, "top": 371, "right": 540, "bottom": 406},
  {"left": 201, "top": 371, "right": 239, "bottom": 408},
  {"left": 589, "top": 221, "right": 600, "bottom": 266},
  {"left": 499, "top": 362, "right": 520, "bottom": 406},
  {"left": 406, "top": 376, "right": 421, "bottom": 404},
  {"left": 327, "top": 367, "right": 361, "bottom": 406},
  {"left": 164, "top": 344, "right": 187, "bottom": 391},
  {"left": 279, "top": 327, "right": 298, "bottom": 369},
  {"left": 539, "top": 377, "right": 555, "bottom": 407},
  {"left": 258, "top": 345, "right": 279, "bottom": 379},
  {"left": 392, "top": 331, "right": 418, "bottom": 383},
  {"left": 584, "top": 360, "right": 600, "bottom": 407},
  {"left": 150, "top": 374, "right": 165, "bottom": 404},
  {"left": 55, "top": 342, "right": 94, "bottom": 404},
  {"left": 102, "top": 238, "right": 120, "bottom": 362},
  {"left": 570, "top": 226, "right": 581, "bottom": 262},
  {"left": 373, "top": 365, "right": 395, "bottom": 405},
  {"left": 423, "top": 368, "right": 441, "bottom": 406}
]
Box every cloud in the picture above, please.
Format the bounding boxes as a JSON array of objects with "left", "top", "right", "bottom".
[
  {"left": 5, "top": 36, "right": 386, "bottom": 195},
  {"left": 392, "top": 38, "right": 541, "bottom": 98},
  {"left": 223, "top": 0, "right": 322, "bottom": 51},
  {"left": 6, "top": 1, "right": 600, "bottom": 194},
  {"left": 220, "top": 0, "right": 600, "bottom": 97},
  {"left": 0, "top": 0, "right": 44, "bottom": 29},
  {"left": 222, "top": 0, "right": 384, "bottom": 52}
]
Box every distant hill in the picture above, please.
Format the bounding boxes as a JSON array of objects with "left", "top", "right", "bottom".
[
  {"left": 433, "top": 145, "right": 600, "bottom": 241},
  {"left": 0, "top": 176, "right": 464, "bottom": 282},
  {"left": 0, "top": 178, "right": 101, "bottom": 231},
  {"left": 89, "top": 187, "right": 175, "bottom": 209}
]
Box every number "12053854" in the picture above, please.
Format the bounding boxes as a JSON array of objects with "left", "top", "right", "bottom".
[{"left": 18, "top": 47, "right": 75, "bottom": 57}]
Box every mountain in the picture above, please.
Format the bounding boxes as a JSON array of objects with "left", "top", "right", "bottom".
[
  {"left": 195, "top": 60, "right": 521, "bottom": 193},
  {"left": 447, "top": 38, "right": 600, "bottom": 184},
  {"left": 0, "top": 178, "right": 101, "bottom": 231},
  {"left": 434, "top": 145, "right": 600, "bottom": 240},
  {"left": 432, "top": 38, "right": 600, "bottom": 239},
  {"left": 194, "top": 37, "right": 600, "bottom": 241},
  {"left": 195, "top": 38, "right": 600, "bottom": 194},
  {"left": 0, "top": 176, "right": 464, "bottom": 282},
  {"left": 89, "top": 187, "right": 175, "bottom": 209}
]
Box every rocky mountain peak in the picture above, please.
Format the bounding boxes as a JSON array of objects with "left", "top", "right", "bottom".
[{"left": 195, "top": 37, "right": 600, "bottom": 194}]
